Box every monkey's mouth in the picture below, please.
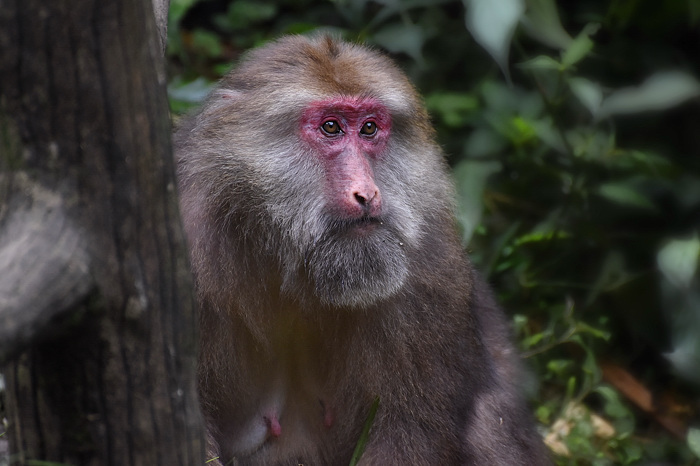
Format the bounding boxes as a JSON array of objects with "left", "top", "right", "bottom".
[
  {"left": 346, "top": 216, "right": 384, "bottom": 233},
  {"left": 324, "top": 215, "right": 385, "bottom": 238},
  {"left": 353, "top": 215, "right": 382, "bottom": 226}
]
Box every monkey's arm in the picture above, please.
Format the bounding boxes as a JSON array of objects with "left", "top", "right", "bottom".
[{"left": 353, "top": 264, "right": 550, "bottom": 465}]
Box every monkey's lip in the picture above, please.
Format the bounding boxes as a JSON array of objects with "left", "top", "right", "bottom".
[
  {"left": 345, "top": 216, "right": 383, "bottom": 234},
  {"left": 350, "top": 216, "right": 382, "bottom": 226}
]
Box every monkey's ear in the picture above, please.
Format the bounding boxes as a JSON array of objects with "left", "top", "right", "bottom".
[
  {"left": 212, "top": 88, "right": 242, "bottom": 100},
  {"left": 200, "top": 88, "right": 243, "bottom": 118}
]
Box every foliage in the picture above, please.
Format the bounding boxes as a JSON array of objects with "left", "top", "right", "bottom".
[
  {"left": 349, "top": 397, "right": 380, "bottom": 466},
  {"left": 167, "top": 0, "right": 700, "bottom": 463}
]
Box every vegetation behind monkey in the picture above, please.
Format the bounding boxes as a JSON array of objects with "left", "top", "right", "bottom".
[{"left": 174, "top": 35, "right": 550, "bottom": 465}]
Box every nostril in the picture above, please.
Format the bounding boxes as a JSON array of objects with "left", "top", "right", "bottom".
[
  {"left": 354, "top": 192, "right": 368, "bottom": 205},
  {"left": 354, "top": 189, "right": 378, "bottom": 206}
]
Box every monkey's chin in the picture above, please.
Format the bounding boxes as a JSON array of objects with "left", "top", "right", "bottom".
[{"left": 305, "top": 223, "right": 408, "bottom": 309}]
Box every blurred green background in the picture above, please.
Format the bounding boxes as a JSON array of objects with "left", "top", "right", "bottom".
[{"left": 167, "top": 0, "right": 700, "bottom": 463}]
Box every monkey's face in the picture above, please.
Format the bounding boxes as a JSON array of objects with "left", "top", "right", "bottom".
[
  {"left": 283, "top": 95, "right": 409, "bottom": 309},
  {"left": 299, "top": 96, "right": 389, "bottom": 222}
]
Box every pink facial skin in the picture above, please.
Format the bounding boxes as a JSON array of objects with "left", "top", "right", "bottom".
[{"left": 300, "top": 97, "right": 392, "bottom": 219}]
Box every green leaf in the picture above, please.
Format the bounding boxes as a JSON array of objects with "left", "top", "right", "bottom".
[
  {"left": 463, "top": 127, "right": 507, "bottom": 158},
  {"left": 425, "top": 92, "right": 479, "bottom": 127},
  {"left": 464, "top": 0, "right": 525, "bottom": 79},
  {"left": 454, "top": 160, "right": 502, "bottom": 243},
  {"left": 480, "top": 80, "right": 543, "bottom": 116},
  {"left": 530, "top": 117, "right": 567, "bottom": 153},
  {"left": 520, "top": 0, "right": 573, "bottom": 49},
  {"left": 512, "top": 314, "right": 528, "bottom": 333},
  {"left": 595, "top": 388, "right": 633, "bottom": 427},
  {"left": 564, "top": 126, "right": 615, "bottom": 160},
  {"left": 569, "top": 77, "right": 603, "bottom": 117},
  {"left": 666, "top": 334, "right": 700, "bottom": 386},
  {"left": 566, "top": 376, "right": 577, "bottom": 398},
  {"left": 513, "top": 230, "right": 570, "bottom": 246},
  {"left": 581, "top": 348, "right": 601, "bottom": 384},
  {"left": 599, "top": 71, "right": 700, "bottom": 118},
  {"left": 372, "top": 23, "right": 427, "bottom": 64},
  {"left": 547, "top": 359, "right": 573, "bottom": 376},
  {"left": 597, "top": 182, "right": 657, "bottom": 210},
  {"left": 349, "top": 397, "right": 380, "bottom": 466},
  {"left": 561, "top": 23, "right": 599, "bottom": 68},
  {"left": 575, "top": 322, "right": 611, "bottom": 341},
  {"left": 657, "top": 236, "right": 700, "bottom": 289},
  {"left": 688, "top": 427, "right": 700, "bottom": 459},
  {"left": 535, "top": 404, "right": 552, "bottom": 423},
  {"left": 486, "top": 111, "right": 540, "bottom": 146},
  {"left": 522, "top": 332, "right": 545, "bottom": 349},
  {"left": 218, "top": 0, "right": 278, "bottom": 31},
  {"left": 190, "top": 29, "right": 223, "bottom": 58},
  {"left": 621, "top": 443, "right": 643, "bottom": 463},
  {"left": 517, "top": 55, "right": 562, "bottom": 70},
  {"left": 169, "top": 0, "right": 199, "bottom": 24},
  {"left": 585, "top": 251, "right": 628, "bottom": 306}
]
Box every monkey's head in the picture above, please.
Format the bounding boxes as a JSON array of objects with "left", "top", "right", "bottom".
[{"left": 177, "top": 35, "right": 455, "bottom": 309}]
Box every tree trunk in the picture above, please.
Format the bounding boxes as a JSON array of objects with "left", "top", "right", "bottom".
[
  {"left": 0, "top": 0, "right": 204, "bottom": 463},
  {"left": 152, "top": 0, "right": 171, "bottom": 54}
]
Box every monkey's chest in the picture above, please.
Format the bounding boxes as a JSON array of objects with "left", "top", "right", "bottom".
[{"left": 227, "top": 318, "right": 348, "bottom": 459}]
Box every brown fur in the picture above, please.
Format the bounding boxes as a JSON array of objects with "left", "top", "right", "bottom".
[{"left": 174, "top": 35, "right": 550, "bottom": 465}]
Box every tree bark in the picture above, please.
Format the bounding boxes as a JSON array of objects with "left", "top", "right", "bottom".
[
  {"left": 152, "top": 0, "right": 171, "bottom": 54},
  {"left": 0, "top": 0, "right": 204, "bottom": 463}
]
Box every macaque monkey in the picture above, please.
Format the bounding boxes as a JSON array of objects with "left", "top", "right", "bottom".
[{"left": 174, "top": 35, "right": 550, "bottom": 465}]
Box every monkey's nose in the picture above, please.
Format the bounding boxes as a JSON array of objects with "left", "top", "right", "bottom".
[
  {"left": 352, "top": 187, "right": 382, "bottom": 216},
  {"left": 354, "top": 190, "right": 378, "bottom": 206}
]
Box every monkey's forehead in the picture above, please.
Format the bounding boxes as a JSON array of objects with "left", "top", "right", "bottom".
[{"left": 220, "top": 35, "right": 421, "bottom": 117}]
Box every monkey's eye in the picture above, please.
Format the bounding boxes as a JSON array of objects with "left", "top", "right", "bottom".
[
  {"left": 360, "top": 121, "right": 377, "bottom": 136},
  {"left": 321, "top": 120, "right": 342, "bottom": 135}
]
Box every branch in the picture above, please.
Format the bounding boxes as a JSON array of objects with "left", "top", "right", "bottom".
[{"left": 0, "top": 175, "right": 93, "bottom": 364}]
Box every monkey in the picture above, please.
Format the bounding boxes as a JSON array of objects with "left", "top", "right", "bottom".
[{"left": 174, "top": 35, "right": 551, "bottom": 465}]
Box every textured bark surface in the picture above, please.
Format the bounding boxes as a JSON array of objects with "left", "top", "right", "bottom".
[
  {"left": 152, "top": 0, "right": 171, "bottom": 54},
  {"left": 0, "top": 0, "right": 204, "bottom": 463}
]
